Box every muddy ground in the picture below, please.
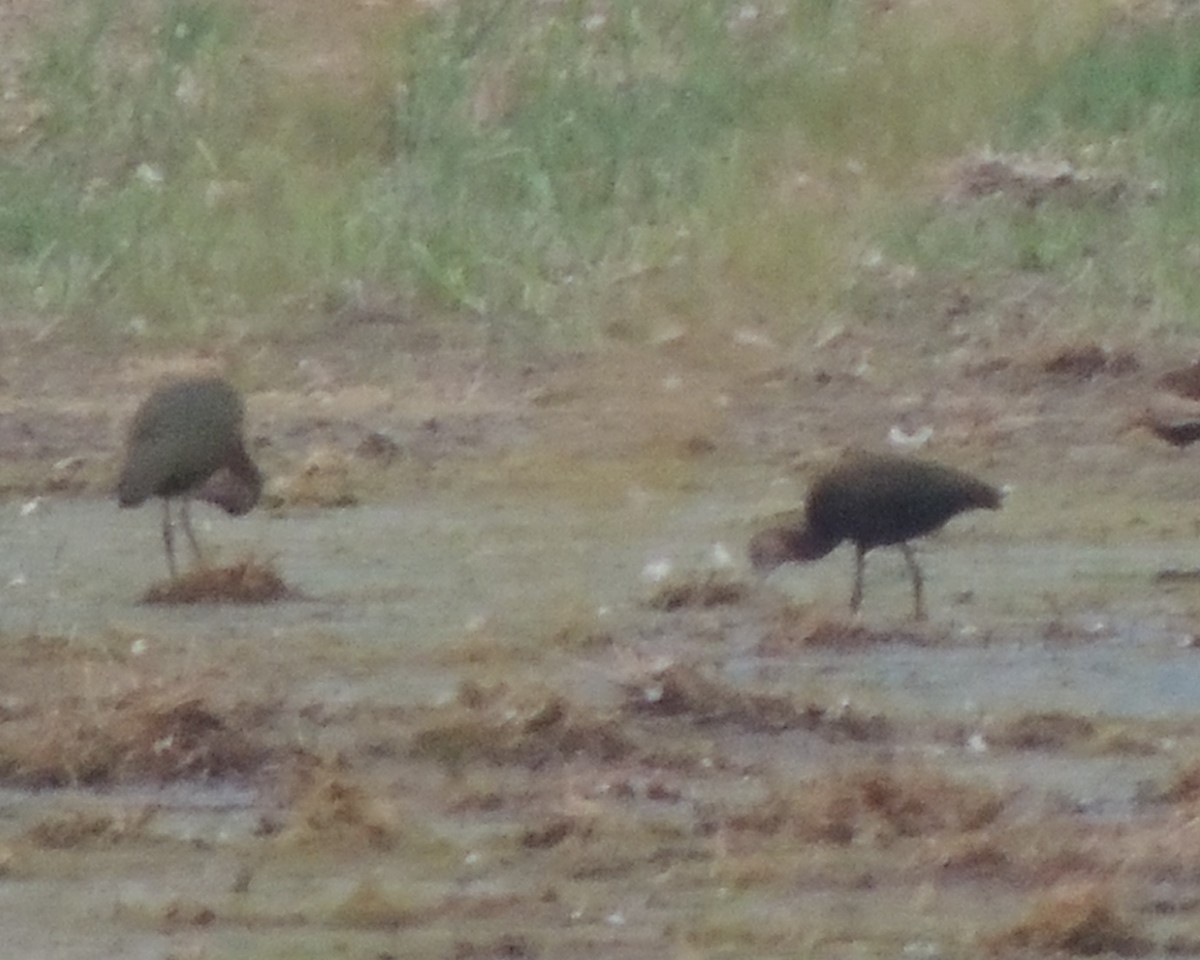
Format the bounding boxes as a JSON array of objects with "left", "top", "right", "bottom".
[
  {"left": 9, "top": 0, "right": 1200, "bottom": 952},
  {"left": 3, "top": 319, "right": 1200, "bottom": 959}
]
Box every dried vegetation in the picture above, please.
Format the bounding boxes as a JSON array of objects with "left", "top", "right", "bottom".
[
  {"left": 640, "top": 570, "right": 750, "bottom": 611},
  {"left": 719, "top": 764, "right": 1008, "bottom": 846},
  {"left": 0, "top": 677, "right": 274, "bottom": 786},
  {"left": 265, "top": 447, "right": 360, "bottom": 509},
  {"left": 142, "top": 556, "right": 293, "bottom": 604},
  {"left": 275, "top": 760, "right": 409, "bottom": 850},
  {"left": 757, "top": 604, "right": 936, "bottom": 654},
  {"left": 621, "top": 660, "right": 890, "bottom": 740},
  {"left": 992, "top": 884, "right": 1152, "bottom": 956},
  {"left": 409, "top": 680, "right": 634, "bottom": 769},
  {"left": 25, "top": 808, "right": 155, "bottom": 849}
]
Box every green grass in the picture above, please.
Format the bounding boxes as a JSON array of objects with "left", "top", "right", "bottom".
[
  {"left": 881, "top": 16, "right": 1200, "bottom": 336},
  {"left": 1, "top": 0, "right": 1181, "bottom": 345}
]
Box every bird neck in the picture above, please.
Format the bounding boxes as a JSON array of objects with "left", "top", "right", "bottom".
[{"left": 786, "top": 525, "right": 841, "bottom": 562}]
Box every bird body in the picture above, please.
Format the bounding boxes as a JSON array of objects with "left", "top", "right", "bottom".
[
  {"left": 1135, "top": 415, "right": 1200, "bottom": 449},
  {"left": 1127, "top": 395, "right": 1200, "bottom": 449},
  {"left": 749, "top": 453, "right": 1001, "bottom": 619},
  {"left": 118, "top": 377, "right": 262, "bottom": 577}
]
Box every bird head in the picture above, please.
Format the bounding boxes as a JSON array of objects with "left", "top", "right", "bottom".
[
  {"left": 748, "top": 527, "right": 792, "bottom": 574},
  {"left": 749, "top": 524, "right": 838, "bottom": 574}
]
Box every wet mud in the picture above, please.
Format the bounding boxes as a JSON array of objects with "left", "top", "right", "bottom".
[
  {"left": 0, "top": 307, "right": 1199, "bottom": 958},
  {"left": 5, "top": 457, "right": 1200, "bottom": 958}
]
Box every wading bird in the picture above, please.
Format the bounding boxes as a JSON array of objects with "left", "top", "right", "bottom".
[
  {"left": 117, "top": 377, "right": 263, "bottom": 577},
  {"left": 749, "top": 452, "right": 1002, "bottom": 619},
  {"left": 1132, "top": 413, "right": 1200, "bottom": 448}
]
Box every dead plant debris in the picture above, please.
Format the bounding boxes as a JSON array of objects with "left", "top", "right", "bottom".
[
  {"left": 933, "top": 833, "right": 1015, "bottom": 881},
  {"left": 1038, "top": 342, "right": 1139, "bottom": 382},
  {"left": 452, "top": 934, "right": 539, "bottom": 959},
  {"left": 278, "top": 762, "right": 406, "bottom": 849},
  {"left": 517, "top": 806, "right": 696, "bottom": 883},
  {"left": 356, "top": 430, "right": 402, "bottom": 462},
  {"left": 141, "top": 556, "right": 293, "bottom": 604},
  {"left": 1037, "top": 616, "right": 1120, "bottom": 645},
  {"left": 25, "top": 808, "right": 154, "bottom": 849},
  {"left": 946, "top": 153, "right": 1160, "bottom": 210},
  {"left": 1146, "top": 761, "right": 1200, "bottom": 805},
  {"left": 0, "top": 683, "right": 274, "bottom": 787},
  {"left": 991, "top": 884, "right": 1151, "bottom": 956},
  {"left": 266, "top": 447, "right": 359, "bottom": 508},
  {"left": 1154, "top": 567, "right": 1200, "bottom": 584},
  {"left": 718, "top": 765, "right": 1007, "bottom": 845},
  {"left": 987, "top": 711, "right": 1098, "bottom": 751},
  {"left": 521, "top": 817, "right": 575, "bottom": 850},
  {"left": 410, "top": 681, "right": 634, "bottom": 769},
  {"left": 1158, "top": 361, "right": 1200, "bottom": 400},
  {"left": 330, "top": 877, "right": 427, "bottom": 930},
  {"left": 757, "top": 608, "right": 933, "bottom": 654},
  {"left": 161, "top": 899, "right": 217, "bottom": 930},
  {"left": 621, "top": 661, "right": 890, "bottom": 740},
  {"left": 641, "top": 570, "right": 750, "bottom": 611}
]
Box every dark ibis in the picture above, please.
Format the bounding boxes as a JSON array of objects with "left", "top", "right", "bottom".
[
  {"left": 1128, "top": 407, "right": 1200, "bottom": 448},
  {"left": 749, "top": 452, "right": 1002, "bottom": 619},
  {"left": 117, "top": 377, "right": 263, "bottom": 577}
]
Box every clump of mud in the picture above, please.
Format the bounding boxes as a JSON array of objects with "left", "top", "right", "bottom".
[
  {"left": 621, "top": 661, "right": 890, "bottom": 741},
  {"left": 991, "top": 884, "right": 1151, "bottom": 956},
  {"left": 641, "top": 570, "right": 749, "bottom": 611},
  {"left": 719, "top": 764, "right": 1008, "bottom": 845},
  {"left": 142, "top": 557, "right": 293, "bottom": 604},
  {"left": 1038, "top": 341, "right": 1140, "bottom": 382},
  {"left": 0, "top": 681, "right": 273, "bottom": 786},
  {"left": 410, "top": 681, "right": 634, "bottom": 769}
]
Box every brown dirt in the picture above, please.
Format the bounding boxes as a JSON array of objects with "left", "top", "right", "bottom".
[
  {"left": 0, "top": 315, "right": 1193, "bottom": 957},
  {"left": 0, "top": 275, "right": 1199, "bottom": 955}
]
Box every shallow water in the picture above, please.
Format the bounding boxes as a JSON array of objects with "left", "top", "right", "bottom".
[
  {"left": 4, "top": 488, "right": 1197, "bottom": 705},
  {"left": 3, "top": 478, "right": 1200, "bottom": 957}
]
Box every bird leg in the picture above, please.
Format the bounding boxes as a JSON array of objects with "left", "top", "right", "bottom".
[
  {"left": 161, "top": 499, "right": 178, "bottom": 579},
  {"left": 900, "top": 543, "right": 926, "bottom": 621},
  {"left": 851, "top": 544, "right": 866, "bottom": 614},
  {"left": 179, "top": 499, "right": 206, "bottom": 569}
]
